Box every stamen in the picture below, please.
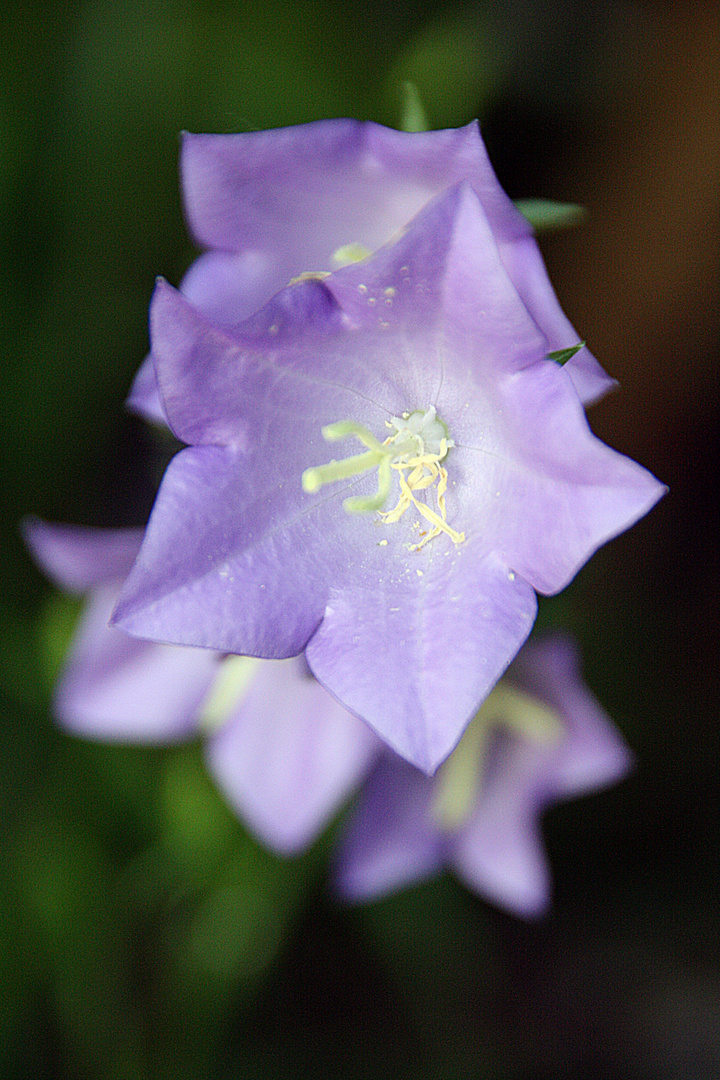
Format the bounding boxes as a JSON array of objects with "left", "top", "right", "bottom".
[
  {"left": 301, "top": 422, "right": 392, "bottom": 513},
  {"left": 198, "top": 655, "right": 261, "bottom": 733},
  {"left": 431, "top": 682, "right": 564, "bottom": 831},
  {"left": 302, "top": 409, "right": 466, "bottom": 546}
]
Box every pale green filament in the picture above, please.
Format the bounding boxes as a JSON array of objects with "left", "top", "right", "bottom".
[
  {"left": 198, "top": 655, "right": 261, "bottom": 733},
  {"left": 431, "top": 704, "right": 492, "bottom": 831},
  {"left": 302, "top": 421, "right": 394, "bottom": 513},
  {"left": 302, "top": 410, "right": 466, "bottom": 544},
  {"left": 431, "top": 682, "right": 564, "bottom": 831}
]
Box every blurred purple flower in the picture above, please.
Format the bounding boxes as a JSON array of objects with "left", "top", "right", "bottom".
[
  {"left": 113, "top": 182, "right": 665, "bottom": 772},
  {"left": 129, "top": 119, "right": 613, "bottom": 422},
  {"left": 24, "top": 520, "right": 378, "bottom": 855},
  {"left": 334, "top": 636, "right": 632, "bottom": 918}
]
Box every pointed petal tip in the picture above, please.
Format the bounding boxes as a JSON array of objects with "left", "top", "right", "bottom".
[
  {"left": 150, "top": 274, "right": 176, "bottom": 307},
  {"left": 562, "top": 730, "right": 635, "bottom": 796},
  {"left": 333, "top": 843, "right": 442, "bottom": 906},
  {"left": 453, "top": 844, "right": 553, "bottom": 919},
  {"left": 628, "top": 470, "right": 669, "bottom": 530},
  {"left": 237, "top": 815, "right": 315, "bottom": 858},
  {"left": 23, "top": 519, "right": 144, "bottom": 593},
  {"left": 108, "top": 586, "right": 152, "bottom": 640}
]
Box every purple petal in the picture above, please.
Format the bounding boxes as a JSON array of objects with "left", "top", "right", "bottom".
[
  {"left": 23, "top": 519, "right": 144, "bottom": 593},
  {"left": 147, "top": 276, "right": 360, "bottom": 448},
  {"left": 181, "top": 119, "right": 528, "bottom": 264},
  {"left": 111, "top": 443, "right": 332, "bottom": 656},
  {"left": 509, "top": 636, "right": 633, "bottom": 794},
  {"left": 116, "top": 187, "right": 544, "bottom": 662},
  {"left": 126, "top": 354, "right": 164, "bottom": 425},
  {"left": 449, "top": 635, "right": 632, "bottom": 916},
  {"left": 449, "top": 732, "right": 553, "bottom": 918},
  {"left": 497, "top": 235, "right": 617, "bottom": 406},
  {"left": 127, "top": 250, "right": 283, "bottom": 424},
  {"left": 180, "top": 119, "right": 614, "bottom": 400},
  {"left": 466, "top": 359, "right": 666, "bottom": 595},
  {"left": 562, "top": 348, "right": 617, "bottom": 407},
  {"left": 336, "top": 634, "right": 633, "bottom": 916},
  {"left": 306, "top": 553, "right": 537, "bottom": 774},
  {"left": 116, "top": 182, "right": 663, "bottom": 770},
  {"left": 334, "top": 754, "right": 444, "bottom": 902},
  {"left": 24, "top": 521, "right": 220, "bottom": 741},
  {"left": 206, "top": 656, "right": 380, "bottom": 855},
  {"left": 130, "top": 119, "right": 613, "bottom": 423},
  {"left": 327, "top": 182, "right": 549, "bottom": 379},
  {"left": 56, "top": 582, "right": 219, "bottom": 743},
  {"left": 180, "top": 248, "right": 280, "bottom": 326}
]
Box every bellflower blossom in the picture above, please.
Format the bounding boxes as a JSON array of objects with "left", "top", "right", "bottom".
[
  {"left": 24, "top": 520, "right": 379, "bottom": 854},
  {"left": 114, "top": 180, "right": 665, "bottom": 773},
  {"left": 128, "top": 119, "right": 614, "bottom": 423},
  {"left": 335, "top": 636, "right": 632, "bottom": 918}
]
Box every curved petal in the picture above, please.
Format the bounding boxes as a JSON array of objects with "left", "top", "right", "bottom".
[
  {"left": 56, "top": 583, "right": 219, "bottom": 742},
  {"left": 334, "top": 754, "right": 443, "bottom": 901},
  {"left": 509, "top": 636, "right": 633, "bottom": 795},
  {"left": 498, "top": 235, "right": 617, "bottom": 405},
  {"left": 148, "top": 276, "right": 382, "bottom": 448},
  {"left": 206, "top": 657, "right": 380, "bottom": 855},
  {"left": 306, "top": 552, "right": 537, "bottom": 774},
  {"left": 180, "top": 248, "right": 279, "bottom": 326},
  {"left": 129, "top": 246, "right": 281, "bottom": 424},
  {"left": 112, "top": 442, "right": 360, "bottom": 658},
  {"left": 23, "top": 520, "right": 143, "bottom": 593},
  {"left": 181, "top": 119, "right": 528, "bottom": 262},
  {"left": 450, "top": 635, "right": 632, "bottom": 917},
  {"left": 484, "top": 361, "right": 666, "bottom": 594},
  {"left": 449, "top": 733, "right": 553, "bottom": 918},
  {"left": 126, "top": 354, "right": 164, "bottom": 425},
  {"left": 327, "top": 183, "right": 550, "bottom": 381},
  {"left": 180, "top": 119, "right": 615, "bottom": 405},
  {"left": 118, "top": 181, "right": 663, "bottom": 767}
]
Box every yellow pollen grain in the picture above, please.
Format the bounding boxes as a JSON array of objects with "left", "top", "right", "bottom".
[{"left": 378, "top": 447, "right": 465, "bottom": 551}]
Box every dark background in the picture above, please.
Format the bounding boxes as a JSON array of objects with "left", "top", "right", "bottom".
[{"left": 1, "top": 1, "right": 718, "bottom": 1076}]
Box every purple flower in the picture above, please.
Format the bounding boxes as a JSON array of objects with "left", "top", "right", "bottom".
[
  {"left": 113, "top": 180, "right": 665, "bottom": 773},
  {"left": 334, "top": 636, "right": 632, "bottom": 918},
  {"left": 25, "top": 520, "right": 378, "bottom": 854},
  {"left": 129, "top": 119, "right": 614, "bottom": 422}
]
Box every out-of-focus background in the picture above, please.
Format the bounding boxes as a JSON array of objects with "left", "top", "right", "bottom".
[{"left": 2, "top": 1, "right": 718, "bottom": 1077}]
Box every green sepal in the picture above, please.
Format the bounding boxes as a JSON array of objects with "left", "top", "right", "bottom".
[
  {"left": 399, "top": 80, "right": 429, "bottom": 133},
  {"left": 514, "top": 199, "right": 587, "bottom": 233},
  {"left": 548, "top": 342, "right": 586, "bottom": 365}
]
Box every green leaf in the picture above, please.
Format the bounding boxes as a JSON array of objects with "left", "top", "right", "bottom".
[
  {"left": 514, "top": 198, "right": 587, "bottom": 232},
  {"left": 548, "top": 342, "right": 586, "bottom": 365}
]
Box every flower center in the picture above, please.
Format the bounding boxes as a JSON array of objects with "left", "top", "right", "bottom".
[
  {"left": 302, "top": 407, "right": 465, "bottom": 550},
  {"left": 431, "top": 681, "right": 564, "bottom": 831}
]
